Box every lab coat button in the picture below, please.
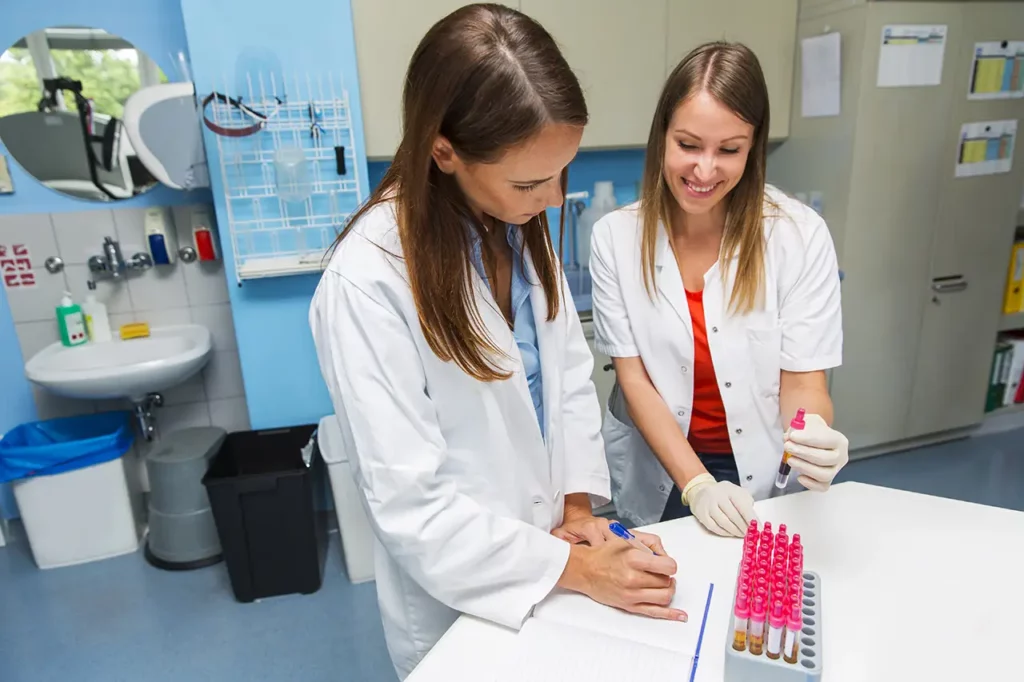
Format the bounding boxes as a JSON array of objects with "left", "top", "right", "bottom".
[
  {"left": 735, "top": 428, "right": 742, "bottom": 434},
  {"left": 746, "top": 475, "right": 753, "bottom": 482},
  {"left": 681, "top": 366, "right": 688, "bottom": 373},
  {"left": 712, "top": 326, "right": 719, "bottom": 333},
  {"left": 725, "top": 381, "right": 732, "bottom": 388},
  {"left": 677, "top": 410, "right": 685, "bottom": 417},
  {"left": 659, "top": 485, "right": 666, "bottom": 492},
  {"left": 533, "top": 497, "right": 544, "bottom": 505}
]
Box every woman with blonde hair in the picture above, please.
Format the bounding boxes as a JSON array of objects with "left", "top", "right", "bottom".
[{"left": 591, "top": 42, "right": 849, "bottom": 535}]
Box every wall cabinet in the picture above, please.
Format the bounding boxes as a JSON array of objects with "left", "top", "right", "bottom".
[
  {"left": 352, "top": 0, "right": 798, "bottom": 158},
  {"left": 521, "top": 0, "right": 668, "bottom": 149},
  {"left": 350, "top": 1, "right": 518, "bottom": 159}
]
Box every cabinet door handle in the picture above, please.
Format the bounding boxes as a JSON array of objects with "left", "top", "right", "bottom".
[{"left": 931, "top": 278, "right": 968, "bottom": 293}]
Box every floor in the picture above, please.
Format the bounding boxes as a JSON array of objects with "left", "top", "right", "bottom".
[{"left": 1, "top": 428, "right": 1022, "bottom": 682}]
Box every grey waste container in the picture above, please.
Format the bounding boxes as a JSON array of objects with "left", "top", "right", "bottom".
[{"left": 145, "top": 427, "right": 226, "bottom": 570}]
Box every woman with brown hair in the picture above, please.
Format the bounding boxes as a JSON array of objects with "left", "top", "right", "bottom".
[
  {"left": 591, "top": 42, "right": 849, "bottom": 536},
  {"left": 310, "top": 5, "right": 683, "bottom": 678}
]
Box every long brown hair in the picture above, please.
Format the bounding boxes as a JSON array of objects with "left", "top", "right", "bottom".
[
  {"left": 333, "top": 3, "right": 586, "bottom": 381},
  {"left": 639, "top": 41, "right": 771, "bottom": 314}
]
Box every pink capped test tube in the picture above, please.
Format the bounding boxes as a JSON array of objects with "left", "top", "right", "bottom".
[
  {"left": 784, "top": 603, "right": 802, "bottom": 664},
  {"left": 748, "top": 596, "right": 767, "bottom": 655},
  {"left": 732, "top": 591, "right": 751, "bottom": 652},
  {"left": 766, "top": 601, "right": 786, "bottom": 659}
]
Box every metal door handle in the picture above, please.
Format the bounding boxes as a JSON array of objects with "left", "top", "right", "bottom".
[{"left": 931, "top": 278, "right": 968, "bottom": 293}]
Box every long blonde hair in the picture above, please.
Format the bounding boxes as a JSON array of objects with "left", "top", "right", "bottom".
[{"left": 639, "top": 41, "right": 771, "bottom": 314}]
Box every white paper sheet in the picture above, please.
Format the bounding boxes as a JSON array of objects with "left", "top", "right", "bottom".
[
  {"left": 530, "top": 576, "right": 711, "bottom": 656},
  {"left": 955, "top": 119, "right": 1017, "bottom": 178},
  {"left": 877, "top": 24, "right": 947, "bottom": 87},
  {"left": 801, "top": 32, "right": 841, "bottom": 117},
  {"left": 967, "top": 41, "right": 1024, "bottom": 100},
  {"left": 494, "top": 617, "right": 692, "bottom": 682}
]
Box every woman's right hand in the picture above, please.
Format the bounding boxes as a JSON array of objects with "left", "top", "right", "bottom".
[{"left": 558, "top": 540, "right": 687, "bottom": 621}]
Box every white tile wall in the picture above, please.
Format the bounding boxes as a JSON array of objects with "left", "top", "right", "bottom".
[{"left": 2, "top": 203, "right": 251, "bottom": 441}]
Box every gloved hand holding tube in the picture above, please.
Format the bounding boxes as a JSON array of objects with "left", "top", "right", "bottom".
[{"left": 780, "top": 412, "right": 850, "bottom": 492}]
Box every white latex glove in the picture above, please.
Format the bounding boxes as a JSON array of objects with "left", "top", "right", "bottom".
[
  {"left": 784, "top": 413, "right": 850, "bottom": 492},
  {"left": 686, "top": 477, "right": 758, "bottom": 537}
]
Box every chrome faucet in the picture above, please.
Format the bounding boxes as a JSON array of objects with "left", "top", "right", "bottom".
[{"left": 88, "top": 237, "right": 153, "bottom": 280}]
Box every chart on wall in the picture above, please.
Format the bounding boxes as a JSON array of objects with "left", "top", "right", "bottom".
[
  {"left": 968, "top": 42, "right": 1024, "bottom": 100},
  {"left": 955, "top": 120, "right": 1017, "bottom": 178},
  {"left": 877, "top": 25, "right": 947, "bottom": 88}
]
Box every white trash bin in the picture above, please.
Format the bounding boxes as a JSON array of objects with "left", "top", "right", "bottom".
[
  {"left": 14, "top": 454, "right": 143, "bottom": 569},
  {"left": 318, "top": 415, "right": 375, "bottom": 584}
]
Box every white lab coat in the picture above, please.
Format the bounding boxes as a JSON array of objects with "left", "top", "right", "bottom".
[
  {"left": 309, "top": 202, "right": 610, "bottom": 679},
  {"left": 590, "top": 186, "right": 842, "bottom": 527}
]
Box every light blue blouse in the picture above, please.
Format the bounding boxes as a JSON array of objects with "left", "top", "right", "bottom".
[{"left": 469, "top": 226, "right": 544, "bottom": 437}]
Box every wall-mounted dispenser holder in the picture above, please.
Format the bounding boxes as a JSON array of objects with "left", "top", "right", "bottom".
[
  {"left": 145, "top": 207, "right": 179, "bottom": 266},
  {"left": 191, "top": 205, "right": 219, "bottom": 262}
]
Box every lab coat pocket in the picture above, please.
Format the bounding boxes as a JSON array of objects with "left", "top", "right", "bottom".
[
  {"left": 602, "top": 382, "right": 635, "bottom": 497},
  {"left": 746, "top": 325, "right": 782, "bottom": 397}
]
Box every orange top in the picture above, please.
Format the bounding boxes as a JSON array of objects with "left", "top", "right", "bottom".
[{"left": 685, "top": 288, "right": 732, "bottom": 454}]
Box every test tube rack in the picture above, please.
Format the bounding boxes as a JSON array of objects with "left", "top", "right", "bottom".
[{"left": 724, "top": 570, "right": 823, "bottom": 682}]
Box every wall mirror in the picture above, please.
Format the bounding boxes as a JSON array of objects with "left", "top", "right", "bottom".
[{"left": 0, "top": 27, "right": 166, "bottom": 202}]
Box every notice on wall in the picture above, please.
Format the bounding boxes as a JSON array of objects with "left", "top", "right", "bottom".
[
  {"left": 801, "top": 32, "right": 841, "bottom": 117},
  {"left": 0, "top": 155, "right": 12, "bottom": 194},
  {"left": 0, "top": 243, "right": 36, "bottom": 289},
  {"left": 968, "top": 41, "right": 1024, "bottom": 100},
  {"left": 955, "top": 120, "right": 1017, "bottom": 178},
  {"left": 877, "top": 24, "right": 947, "bottom": 87}
]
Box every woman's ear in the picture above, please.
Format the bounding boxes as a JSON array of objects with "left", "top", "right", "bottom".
[{"left": 431, "top": 135, "right": 457, "bottom": 174}]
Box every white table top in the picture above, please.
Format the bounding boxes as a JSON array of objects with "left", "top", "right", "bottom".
[{"left": 407, "top": 482, "right": 1024, "bottom": 681}]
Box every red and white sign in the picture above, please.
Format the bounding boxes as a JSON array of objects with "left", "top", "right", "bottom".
[{"left": 0, "top": 243, "right": 36, "bottom": 289}]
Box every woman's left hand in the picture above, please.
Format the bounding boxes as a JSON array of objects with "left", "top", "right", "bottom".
[
  {"left": 552, "top": 514, "right": 668, "bottom": 555},
  {"left": 784, "top": 413, "right": 850, "bottom": 492}
]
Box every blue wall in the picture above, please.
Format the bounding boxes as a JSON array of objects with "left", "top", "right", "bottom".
[
  {"left": 179, "top": 0, "right": 370, "bottom": 429},
  {"left": 0, "top": 0, "right": 211, "bottom": 215}
]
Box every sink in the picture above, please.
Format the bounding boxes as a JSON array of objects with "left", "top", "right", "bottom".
[{"left": 25, "top": 325, "right": 213, "bottom": 402}]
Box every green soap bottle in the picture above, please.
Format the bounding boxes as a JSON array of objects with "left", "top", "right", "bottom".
[{"left": 56, "top": 291, "right": 88, "bottom": 347}]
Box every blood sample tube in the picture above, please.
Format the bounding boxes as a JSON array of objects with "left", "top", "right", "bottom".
[
  {"left": 784, "top": 603, "right": 802, "bottom": 664},
  {"left": 791, "top": 534, "right": 802, "bottom": 549},
  {"left": 766, "top": 601, "right": 786, "bottom": 659},
  {"left": 732, "top": 591, "right": 751, "bottom": 652},
  {"left": 778, "top": 523, "right": 787, "bottom": 535},
  {"left": 776, "top": 409, "right": 806, "bottom": 488},
  {"left": 748, "top": 520, "right": 759, "bottom": 534},
  {"left": 748, "top": 596, "right": 766, "bottom": 655},
  {"left": 763, "top": 522, "right": 772, "bottom": 534}
]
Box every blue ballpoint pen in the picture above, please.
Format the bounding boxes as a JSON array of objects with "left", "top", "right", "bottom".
[{"left": 608, "top": 521, "right": 656, "bottom": 555}]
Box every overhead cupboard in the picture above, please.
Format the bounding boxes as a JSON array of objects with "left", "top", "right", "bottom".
[{"left": 350, "top": 0, "right": 799, "bottom": 158}]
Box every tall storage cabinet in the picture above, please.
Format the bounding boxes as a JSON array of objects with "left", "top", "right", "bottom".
[{"left": 769, "top": 1, "right": 1024, "bottom": 452}]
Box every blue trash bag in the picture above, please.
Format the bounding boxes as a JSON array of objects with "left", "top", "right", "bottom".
[{"left": 0, "top": 411, "right": 134, "bottom": 484}]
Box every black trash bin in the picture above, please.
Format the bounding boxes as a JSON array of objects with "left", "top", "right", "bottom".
[{"left": 202, "top": 424, "right": 327, "bottom": 602}]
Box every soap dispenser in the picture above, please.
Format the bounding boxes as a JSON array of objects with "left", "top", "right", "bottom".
[
  {"left": 56, "top": 292, "right": 88, "bottom": 347},
  {"left": 145, "top": 207, "right": 179, "bottom": 266},
  {"left": 82, "top": 281, "right": 112, "bottom": 343}
]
